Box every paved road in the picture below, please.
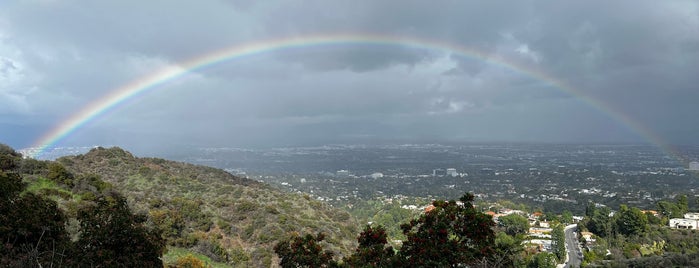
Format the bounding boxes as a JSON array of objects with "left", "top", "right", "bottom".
[{"left": 564, "top": 225, "right": 582, "bottom": 268}]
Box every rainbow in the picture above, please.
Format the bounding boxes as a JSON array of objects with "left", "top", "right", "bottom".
[{"left": 28, "top": 33, "right": 685, "bottom": 163}]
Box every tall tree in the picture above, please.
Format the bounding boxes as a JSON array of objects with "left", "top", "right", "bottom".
[
  {"left": 657, "top": 200, "right": 682, "bottom": 218},
  {"left": 274, "top": 232, "right": 335, "bottom": 268},
  {"left": 677, "top": 195, "right": 689, "bottom": 215},
  {"left": 528, "top": 252, "right": 557, "bottom": 268},
  {"left": 1, "top": 172, "right": 69, "bottom": 267},
  {"left": 561, "top": 210, "right": 573, "bottom": 224},
  {"left": 343, "top": 225, "right": 395, "bottom": 267},
  {"left": 586, "top": 205, "right": 613, "bottom": 238},
  {"left": 396, "top": 193, "right": 495, "bottom": 267},
  {"left": 498, "top": 214, "right": 530, "bottom": 236},
  {"left": 615, "top": 205, "right": 648, "bottom": 236},
  {"left": 69, "top": 191, "right": 165, "bottom": 267},
  {"left": 551, "top": 225, "right": 566, "bottom": 262}
]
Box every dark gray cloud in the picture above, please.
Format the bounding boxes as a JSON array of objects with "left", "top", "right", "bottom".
[{"left": 0, "top": 0, "right": 697, "bottom": 151}]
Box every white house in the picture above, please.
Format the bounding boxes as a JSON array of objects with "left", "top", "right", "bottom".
[
  {"left": 669, "top": 218, "right": 699, "bottom": 229},
  {"left": 689, "top": 161, "right": 699, "bottom": 171}
]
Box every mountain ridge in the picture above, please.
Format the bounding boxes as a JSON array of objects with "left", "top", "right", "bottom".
[{"left": 20, "top": 145, "right": 358, "bottom": 267}]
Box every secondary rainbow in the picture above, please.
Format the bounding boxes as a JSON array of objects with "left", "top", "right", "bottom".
[{"left": 29, "top": 33, "right": 684, "bottom": 162}]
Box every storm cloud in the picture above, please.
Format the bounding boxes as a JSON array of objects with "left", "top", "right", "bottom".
[{"left": 1, "top": 0, "right": 697, "bottom": 151}]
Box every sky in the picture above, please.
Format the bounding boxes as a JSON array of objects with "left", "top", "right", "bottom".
[{"left": 1, "top": 1, "right": 698, "bottom": 152}]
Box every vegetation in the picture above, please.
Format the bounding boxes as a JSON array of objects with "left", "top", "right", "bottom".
[
  {"left": 551, "top": 224, "right": 565, "bottom": 262},
  {"left": 580, "top": 196, "right": 699, "bottom": 267},
  {"left": 1, "top": 144, "right": 359, "bottom": 267},
  {"left": 275, "top": 193, "right": 503, "bottom": 267},
  {"left": 498, "top": 214, "right": 530, "bottom": 236},
  {"left": 8, "top": 142, "right": 699, "bottom": 267},
  {"left": 0, "top": 145, "right": 165, "bottom": 267},
  {"left": 274, "top": 232, "right": 335, "bottom": 268},
  {"left": 342, "top": 225, "right": 395, "bottom": 267}
]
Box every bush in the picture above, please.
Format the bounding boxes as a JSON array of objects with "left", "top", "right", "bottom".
[{"left": 173, "top": 254, "right": 206, "bottom": 268}]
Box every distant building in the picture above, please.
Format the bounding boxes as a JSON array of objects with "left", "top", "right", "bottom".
[
  {"left": 641, "top": 210, "right": 659, "bottom": 218},
  {"left": 689, "top": 162, "right": 699, "bottom": 171},
  {"left": 336, "top": 170, "right": 350, "bottom": 177},
  {"left": 580, "top": 231, "right": 594, "bottom": 241},
  {"left": 446, "top": 168, "right": 458, "bottom": 177},
  {"left": 528, "top": 227, "right": 553, "bottom": 234},
  {"left": 370, "top": 172, "right": 384, "bottom": 179},
  {"left": 433, "top": 168, "right": 447, "bottom": 177},
  {"left": 524, "top": 239, "right": 552, "bottom": 252},
  {"left": 670, "top": 218, "right": 699, "bottom": 229},
  {"left": 669, "top": 213, "right": 699, "bottom": 229},
  {"left": 480, "top": 168, "right": 493, "bottom": 175}
]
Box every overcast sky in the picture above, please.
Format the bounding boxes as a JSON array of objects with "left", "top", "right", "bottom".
[{"left": 1, "top": 1, "right": 698, "bottom": 152}]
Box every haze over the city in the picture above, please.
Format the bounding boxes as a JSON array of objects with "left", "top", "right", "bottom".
[{"left": 1, "top": 1, "right": 698, "bottom": 154}]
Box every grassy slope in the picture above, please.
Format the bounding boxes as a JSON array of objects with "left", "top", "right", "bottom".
[{"left": 58, "top": 147, "right": 358, "bottom": 267}]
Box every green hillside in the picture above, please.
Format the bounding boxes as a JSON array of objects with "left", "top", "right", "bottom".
[{"left": 1, "top": 144, "right": 358, "bottom": 267}]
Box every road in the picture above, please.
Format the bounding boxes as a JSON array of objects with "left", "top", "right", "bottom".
[{"left": 564, "top": 225, "right": 582, "bottom": 268}]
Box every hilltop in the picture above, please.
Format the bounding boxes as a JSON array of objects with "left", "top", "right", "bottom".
[{"left": 2, "top": 145, "right": 358, "bottom": 267}]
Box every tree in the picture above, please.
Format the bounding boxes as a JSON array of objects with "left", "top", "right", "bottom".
[
  {"left": 396, "top": 193, "right": 495, "bottom": 267},
  {"left": 69, "top": 191, "right": 165, "bottom": 267},
  {"left": 498, "top": 214, "right": 530, "bottom": 236},
  {"left": 657, "top": 200, "right": 682, "bottom": 219},
  {"left": 561, "top": 210, "right": 573, "bottom": 224},
  {"left": 677, "top": 195, "right": 689, "bottom": 215},
  {"left": 47, "top": 163, "right": 74, "bottom": 187},
  {"left": 551, "top": 225, "right": 566, "bottom": 262},
  {"left": 615, "top": 205, "right": 648, "bottom": 236},
  {"left": 343, "top": 225, "right": 395, "bottom": 267},
  {"left": 491, "top": 232, "right": 525, "bottom": 267},
  {"left": 0, "top": 172, "right": 70, "bottom": 267},
  {"left": 0, "top": 144, "right": 21, "bottom": 171},
  {"left": 645, "top": 211, "right": 662, "bottom": 225},
  {"left": 274, "top": 232, "right": 335, "bottom": 268},
  {"left": 586, "top": 204, "right": 612, "bottom": 238},
  {"left": 528, "top": 252, "right": 557, "bottom": 268}
]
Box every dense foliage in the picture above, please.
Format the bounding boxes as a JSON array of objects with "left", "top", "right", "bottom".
[
  {"left": 581, "top": 196, "right": 699, "bottom": 267},
  {"left": 275, "top": 193, "right": 501, "bottom": 267},
  {"left": 274, "top": 232, "right": 335, "bottom": 268},
  {"left": 58, "top": 146, "right": 359, "bottom": 266},
  {"left": 1, "top": 144, "right": 359, "bottom": 266},
  {"left": 0, "top": 145, "right": 165, "bottom": 267},
  {"left": 498, "top": 214, "right": 530, "bottom": 236},
  {"left": 397, "top": 193, "right": 495, "bottom": 267},
  {"left": 342, "top": 225, "right": 395, "bottom": 267},
  {"left": 0, "top": 172, "right": 69, "bottom": 267}
]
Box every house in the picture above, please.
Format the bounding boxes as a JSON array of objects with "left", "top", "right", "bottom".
[
  {"left": 641, "top": 210, "right": 659, "bottom": 218},
  {"left": 529, "top": 227, "right": 552, "bottom": 235},
  {"left": 580, "top": 231, "right": 595, "bottom": 243},
  {"left": 530, "top": 211, "right": 544, "bottom": 219},
  {"left": 669, "top": 218, "right": 699, "bottom": 229},
  {"left": 669, "top": 213, "right": 699, "bottom": 229},
  {"left": 523, "top": 239, "right": 552, "bottom": 252}
]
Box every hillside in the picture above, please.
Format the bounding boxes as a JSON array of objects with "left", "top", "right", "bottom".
[
  {"left": 57, "top": 147, "right": 359, "bottom": 267},
  {"left": 2, "top": 144, "right": 359, "bottom": 267}
]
